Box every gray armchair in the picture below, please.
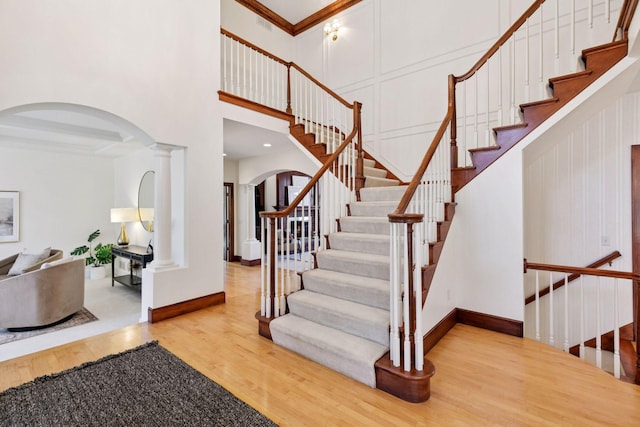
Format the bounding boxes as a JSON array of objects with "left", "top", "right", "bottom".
[{"left": 0, "top": 250, "right": 85, "bottom": 330}]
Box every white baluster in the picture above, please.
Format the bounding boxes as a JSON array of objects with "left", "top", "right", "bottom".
[
  {"left": 265, "top": 218, "right": 271, "bottom": 318},
  {"left": 549, "top": 271, "right": 555, "bottom": 346},
  {"left": 415, "top": 222, "right": 424, "bottom": 371},
  {"left": 564, "top": 274, "right": 569, "bottom": 352},
  {"left": 596, "top": 277, "right": 602, "bottom": 368},
  {"left": 535, "top": 271, "right": 540, "bottom": 341},
  {"left": 580, "top": 275, "right": 585, "bottom": 359},
  {"left": 403, "top": 223, "right": 411, "bottom": 371},
  {"left": 614, "top": 278, "right": 620, "bottom": 378},
  {"left": 260, "top": 217, "right": 266, "bottom": 316}
]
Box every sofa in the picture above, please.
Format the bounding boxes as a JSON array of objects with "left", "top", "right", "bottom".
[{"left": 0, "top": 249, "right": 85, "bottom": 330}]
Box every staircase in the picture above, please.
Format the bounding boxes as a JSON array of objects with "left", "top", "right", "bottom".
[
  {"left": 220, "top": 0, "right": 640, "bottom": 403},
  {"left": 270, "top": 182, "right": 403, "bottom": 387},
  {"left": 452, "top": 40, "right": 629, "bottom": 192}
]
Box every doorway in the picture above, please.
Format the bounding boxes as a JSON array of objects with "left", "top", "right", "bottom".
[{"left": 223, "top": 182, "right": 235, "bottom": 261}]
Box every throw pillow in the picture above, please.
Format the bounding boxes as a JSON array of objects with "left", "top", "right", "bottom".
[
  {"left": 8, "top": 253, "right": 44, "bottom": 276},
  {"left": 7, "top": 247, "right": 52, "bottom": 276}
]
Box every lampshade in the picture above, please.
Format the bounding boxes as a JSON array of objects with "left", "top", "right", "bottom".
[
  {"left": 138, "top": 208, "right": 154, "bottom": 222},
  {"left": 110, "top": 208, "right": 138, "bottom": 223}
]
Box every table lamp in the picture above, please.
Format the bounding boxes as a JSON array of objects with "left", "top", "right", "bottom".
[{"left": 110, "top": 208, "right": 138, "bottom": 246}]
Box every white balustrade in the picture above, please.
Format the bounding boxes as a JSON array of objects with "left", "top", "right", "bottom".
[
  {"left": 525, "top": 263, "right": 634, "bottom": 380},
  {"left": 454, "top": 0, "right": 619, "bottom": 168}
]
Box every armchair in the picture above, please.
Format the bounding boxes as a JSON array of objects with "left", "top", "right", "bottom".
[{"left": 0, "top": 250, "right": 85, "bottom": 330}]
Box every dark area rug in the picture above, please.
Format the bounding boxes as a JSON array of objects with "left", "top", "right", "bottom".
[
  {"left": 0, "top": 341, "right": 278, "bottom": 427},
  {"left": 0, "top": 308, "right": 98, "bottom": 345}
]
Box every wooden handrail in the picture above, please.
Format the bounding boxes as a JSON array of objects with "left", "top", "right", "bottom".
[
  {"left": 289, "top": 63, "right": 353, "bottom": 109},
  {"left": 391, "top": 75, "right": 455, "bottom": 219},
  {"left": 613, "top": 0, "right": 639, "bottom": 42},
  {"left": 260, "top": 102, "right": 361, "bottom": 219},
  {"left": 524, "top": 251, "right": 622, "bottom": 304},
  {"left": 221, "top": 29, "right": 353, "bottom": 109},
  {"left": 523, "top": 258, "right": 640, "bottom": 281},
  {"left": 221, "top": 28, "right": 289, "bottom": 66},
  {"left": 455, "top": 0, "right": 545, "bottom": 83}
]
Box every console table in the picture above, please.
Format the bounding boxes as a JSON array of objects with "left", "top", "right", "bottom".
[{"left": 111, "top": 245, "right": 153, "bottom": 289}]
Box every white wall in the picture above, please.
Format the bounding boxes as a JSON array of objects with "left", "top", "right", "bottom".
[
  {"left": 292, "top": 0, "right": 532, "bottom": 181},
  {"left": 522, "top": 91, "right": 640, "bottom": 345},
  {"left": 0, "top": 0, "right": 223, "bottom": 315},
  {"left": 0, "top": 147, "right": 116, "bottom": 258},
  {"left": 220, "top": 0, "right": 294, "bottom": 61}
]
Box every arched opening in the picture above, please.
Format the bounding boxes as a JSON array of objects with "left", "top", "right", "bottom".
[{"left": 0, "top": 102, "right": 159, "bottom": 360}]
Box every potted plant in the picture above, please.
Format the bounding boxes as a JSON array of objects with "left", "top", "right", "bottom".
[{"left": 71, "top": 230, "right": 113, "bottom": 280}]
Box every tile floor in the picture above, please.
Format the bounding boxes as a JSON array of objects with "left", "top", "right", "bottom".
[{"left": 0, "top": 275, "right": 141, "bottom": 362}]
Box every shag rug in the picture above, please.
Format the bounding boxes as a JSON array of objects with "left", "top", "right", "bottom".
[
  {"left": 0, "top": 308, "right": 98, "bottom": 345},
  {"left": 0, "top": 341, "right": 278, "bottom": 427}
]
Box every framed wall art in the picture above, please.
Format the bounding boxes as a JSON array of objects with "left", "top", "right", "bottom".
[{"left": 0, "top": 191, "right": 19, "bottom": 243}]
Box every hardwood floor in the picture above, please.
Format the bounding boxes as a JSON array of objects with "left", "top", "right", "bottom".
[{"left": 2, "top": 262, "right": 640, "bottom": 425}]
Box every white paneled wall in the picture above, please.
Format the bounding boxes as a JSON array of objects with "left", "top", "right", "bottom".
[
  {"left": 292, "top": 0, "right": 532, "bottom": 180},
  {"left": 523, "top": 91, "right": 640, "bottom": 347}
]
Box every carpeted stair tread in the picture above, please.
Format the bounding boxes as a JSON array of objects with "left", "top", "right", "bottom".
[
  {"left": 287, "top": 290, "right": 389, "bottom": 346},
  {"left": 363, "top": 158, "right": 376, "bottom": 168},
  {"left": 363, "top": 166, "right": 388, "bottom": 179},
  {"left": 359, "top": 186, "right": 406, "bottom": 202},
  {"left": 316, "top": 249, "right": 389, "bottom": 280},
  {"left": 339, "top": 216, "right": 390, "bottom": 235},
  {"left": 270, "top": 314, "right": 388, "bottom": 387},
  {"left": 302, "top": 269, "right": 389, "bottom": 310},
  {"left": 328, "top": 232, "right": 389, "bottom": 255},
  {"left": 349, "top": 201, "right": 398, "bottom": 217},
  {"left": 365, "top": 176, "right": 400, "bottom": 187}
]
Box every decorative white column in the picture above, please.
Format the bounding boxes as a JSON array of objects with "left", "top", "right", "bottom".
[
  {"left": 149, "top": 143, "right": 177, "bottom": 270},
  {"left": 246, "top": 184, "right": 257, "bottom": 241},
  {"left": 242, "top": 183, "right": 262, "bottom": 263}
]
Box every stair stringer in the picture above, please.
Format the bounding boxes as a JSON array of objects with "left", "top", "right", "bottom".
[{"left": 452, "top": 40, "right": 632, "bottom": 192}]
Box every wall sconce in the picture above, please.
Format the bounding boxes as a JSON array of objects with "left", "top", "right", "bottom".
[
  {"left": 110, "top": 207, "right": 138, "bottom": 246},
  {"left": 324, "top": 19, "right": 340, "bottom": 41}
]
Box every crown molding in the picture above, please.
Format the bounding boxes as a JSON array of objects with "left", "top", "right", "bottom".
[{"left": 234, "top": 0, "right": 362, "bottom": 36}]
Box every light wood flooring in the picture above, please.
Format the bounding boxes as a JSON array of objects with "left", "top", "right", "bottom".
[{"left": 2, "top": 262, "right": 640, "bottom": 426}]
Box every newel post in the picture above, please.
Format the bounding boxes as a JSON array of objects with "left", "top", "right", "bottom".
[
  {"left": 354, "top": 102, "right": 365, "bottom": 199},
  {"left": 256, "top": 214, "right": 278, "bottom": 340},
  {"left": 286, "top": 63, "right": 292, "bottom": 114}
]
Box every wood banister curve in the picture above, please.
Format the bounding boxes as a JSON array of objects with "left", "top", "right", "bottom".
[
  {"left": 524, "top": 251, "right": 623, "bottom": 304},
  {"left": 523, "top": 257, "right": 640, "bottom": 281}
]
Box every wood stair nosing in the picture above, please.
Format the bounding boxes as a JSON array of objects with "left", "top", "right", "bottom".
[{"left": 452, "top": 41, "right": 628, "bottom": 194}]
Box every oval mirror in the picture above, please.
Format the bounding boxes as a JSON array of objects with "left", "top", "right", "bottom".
[{"left": 138, "top": 170, "right": 155, "bottom": 232}]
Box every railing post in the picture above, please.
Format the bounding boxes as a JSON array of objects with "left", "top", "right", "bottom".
[
  {"left": 405, "top": 222, "right": 417, "bottom": 368},
  {"left": 286, "top": 63, "right": 292, "bottom": 114},
  {"left": 354, "top": 102, "right": 365, "bottom": 200},
  {"left": 636, "top": 279, "right": 640, "bottom": 384},
  {"left": 449, "top": 75, "right": 458, "bottom": 169}
]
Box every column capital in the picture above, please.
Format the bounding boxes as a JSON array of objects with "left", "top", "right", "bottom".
[{"left": 150, "top": 142, "right": 180, "bottom": 152}]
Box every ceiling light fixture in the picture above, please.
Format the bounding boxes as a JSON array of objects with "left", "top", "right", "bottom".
[
  {"left": 263, "top": 143, "right": 272, "bottom": 147},
  {"left": 324, "top": 19, "right": 340, "bottom": 41}
]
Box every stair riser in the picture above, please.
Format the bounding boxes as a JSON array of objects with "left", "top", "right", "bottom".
[
  {"left": 364, "top": 166, "right": 388, "bottom": 178},
  {"left": 287, "top": 296, "right": 389, "bottom": 347},
  {"left": 359, "top": 186, "right": 406, "bottom": 202},
  {"left": 349, "top": 203, "right": 397, "bottom": 217},
  {"left": 316, "top": 253, "right": 389, "bottom": 281},
  {"left": 270, "top": 317, "right": 387, "bottom": 388},
  {"left": 521, "top": 101, "right": 560, "bottom": 124},
  {"left": 338, "top": 219, "right": 390, "bottom": 235},
  {"left": 365, "top": 176, "right": 400, "bottom": 188},
  {"left": 549, "top": 73, "right": 593, "bottom": 99},
  {"left": 303, "top": 274, "right": 389, "bottom": 310},
  {"left": 329, "top": 235, "right": 389, "bottom": 256}
]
